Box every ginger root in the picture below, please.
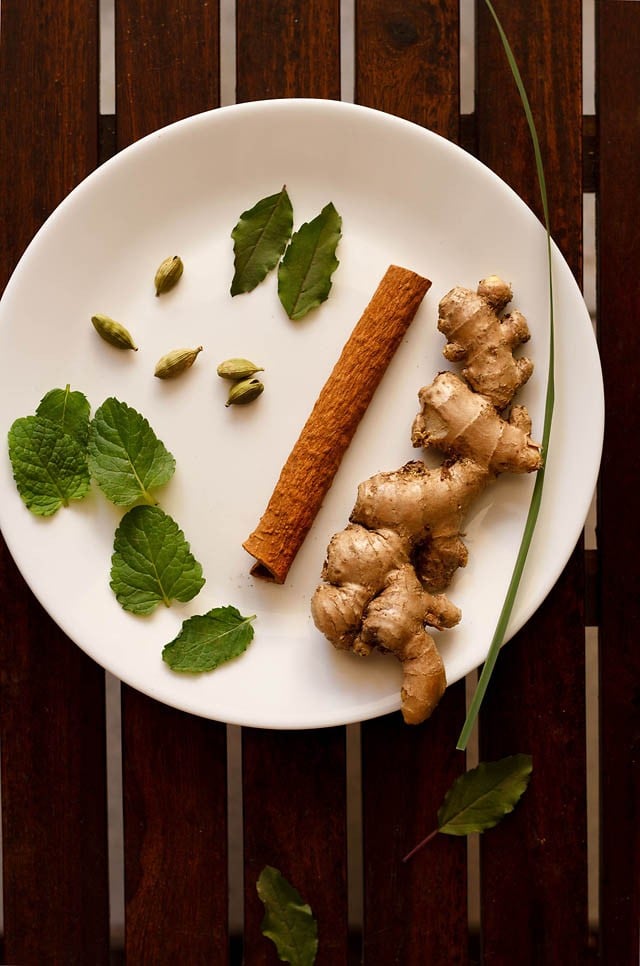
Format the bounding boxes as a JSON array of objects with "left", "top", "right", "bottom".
[{"left": 311, "top": 276, "right": 542, "bottom": 725}]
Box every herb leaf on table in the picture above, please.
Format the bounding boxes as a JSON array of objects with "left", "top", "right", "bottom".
[
  {"left": 88, "top": 397, "right": 175, "bottom": 506},
  {"left": 404, "top": 754, "right": 533, "bottom": 861},
  {"left": 110, "top": 504, "right": 205, "bottom": 614},
  {"left": 257, "top": 866, "right": 318, "bottom": 966},
  {"left": 231, "top": 186, "right": 294, "bottom": 295},
  {"left": 162, "top": 605, "right": 256, "bottom": 672},
  {"left": 277, "top": 202, "right": 342, "bottom": 320},
  {"left": 8, "top": 415, "right": 91, "bottom": 516}
]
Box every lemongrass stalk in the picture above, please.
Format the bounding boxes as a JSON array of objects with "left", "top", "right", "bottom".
[{"left": 456, "top": 0, "right": 555, "bottom": 751}]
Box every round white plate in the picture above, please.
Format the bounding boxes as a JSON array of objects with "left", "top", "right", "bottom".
[{"left": 0, "top": 99, "right": 603, "bottom": 729}]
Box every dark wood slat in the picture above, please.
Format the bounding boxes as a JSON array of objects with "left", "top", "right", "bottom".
[
  {"left": 355, "top": 4, "right": 468, "bottom": 962},
  {"left": 236, "top": 0, "right": 341, "bottom": 102},
  {"left": 236, "top": 7, "right": 348, "bottom": 964},
  {"left": 0, "top": 2, "right": 110, "bottom": 963},
  {"left": 596, "top": 4, "right": 640, "bottom": 962},
  {"left": 242, "top": 728, "right": 349, "bottom": 965},
  {"left": 361, "top": 696, "right": 468, "bottom": 965},
  {"left": 114, "top": 3, "right": 229, "bottom": 961},
  {"left": 355, "top": 0, "right": 460, "bottom": 141},
  {"left": 476, "top": 2, "right": 588, "bottom": 963},
  {"left": 122, "top": 689, "right": 229, "bottom": 963},
  {"left": 115, "top": 0, "right": 220, "bottom": 143}
]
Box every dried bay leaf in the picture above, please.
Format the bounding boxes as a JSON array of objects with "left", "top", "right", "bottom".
[
  {"left": 231, "top": 186, "right": 294, "bottom": 295},
  {"left": 277, "top": 202, "right": 342, "bottom": 320}
]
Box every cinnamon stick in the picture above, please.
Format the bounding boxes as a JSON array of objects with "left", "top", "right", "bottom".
[{"left": 243, "top": 264, "right": 431, "bottom": 582}]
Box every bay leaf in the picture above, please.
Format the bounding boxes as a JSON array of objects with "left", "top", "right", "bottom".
[
  {"left": 437, "top": 753, "right": 533, "bottom": 836},
  {"left": 277, "top": 202, "right": 341, "bottom": 320},
  {"left": 231, "top": 186, "right": 293, "bottom": 295}
]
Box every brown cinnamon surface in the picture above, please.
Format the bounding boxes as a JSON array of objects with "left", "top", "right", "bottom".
[{"left": 243, "top": 264, "right": 431, "bottom": 582}]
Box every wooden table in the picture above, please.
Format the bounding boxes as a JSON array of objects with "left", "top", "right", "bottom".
[{"left": 0, "top": 2, "right": 638, "bottom": 963}]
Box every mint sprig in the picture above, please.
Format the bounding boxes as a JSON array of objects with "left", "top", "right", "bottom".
[
  {"left": 36, "top": 385, "right": 91, "bottom": 447},
  {"left": 162, "top": 605, "right": 256, "bottom": 672},
  {"left": 8, "top": 415, "right": 91, "bottom": 516},
  {"left": 110, "top": 505, "right": 205, "bottom": 614},
  {"left": 88, "top": 397, "right": 176, "bottom": 506}
]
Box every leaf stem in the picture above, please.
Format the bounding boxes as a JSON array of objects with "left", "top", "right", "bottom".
[
  {"left": 456, "top": 0, "right": 555, "bottom": 751},
  {"left": 402, "top": 828, "right": 439, "bottom": 863}
]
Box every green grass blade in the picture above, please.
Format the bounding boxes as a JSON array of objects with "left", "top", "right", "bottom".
[{"left": 456, "top": 0, "right": 555, "bottom": 751}]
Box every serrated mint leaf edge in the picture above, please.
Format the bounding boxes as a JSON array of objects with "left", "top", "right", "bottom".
[
  {"left": 8, "top": 415, "right": 91, "bottom": 516},
  {"left": 162, "top": 606, "right": 256, "bottom": 673},
  {"left": 88, "top": 397, "right": 176, "bottom": 507},
  {"left": 36, "top": 385, "right": 91, "bottom": 446},
  {"left": 110, "top": 505, "right": 205, "bottom": 615}
]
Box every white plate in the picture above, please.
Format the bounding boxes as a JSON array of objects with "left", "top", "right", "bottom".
[{"left": 0, "top": 99, "right": 603, "bottom": 729}]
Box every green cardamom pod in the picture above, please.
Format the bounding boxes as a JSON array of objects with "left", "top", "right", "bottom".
[
  {"left": 216, "top": 357, "right": 264, "bottom": 380},
  {"left": 225, "top": 377, "right": 264, "bottom": 407},
  {"left": 91, "top": 314, "right": 138, "bottom": 351},
  {"left": 154, "top": 255, "right": 184, "bottom": 296},
  {"left": 154, "top": 346, "right": 203, "bottom": 379}
]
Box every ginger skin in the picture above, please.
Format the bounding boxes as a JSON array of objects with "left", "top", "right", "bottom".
[{"left": 311, "top": 277, "right": 542, "bottom": 725}]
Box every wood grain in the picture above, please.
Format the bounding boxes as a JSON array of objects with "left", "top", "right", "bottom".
[
  {"left": 114, "top": 2, "right": 229, "bottom": 961},
  {"left": 242, "top": 728, "right": 349, "bottom": 965},
  {"left": 356, "top": 0, "right": 460, "bottom": 140},
  {"left": 0, "top": 2, "right": 110, "bottom": 963},
  {"left": 122, "top": 689, "right": 229, "bottom": 962},
  {"left": 236, "top": 0, "right": 341, "bottom": 102},
  {"left": 116, "top": 0, "right": 220, "bottom": 143},
  {"left": 597, "top": 4, "right": 640, "bottom": 962},
  {"left": 354, "top": 3, "right": 468, "bottom": 962},
  {"left": 476, "top": 2, "right": 589, "bottom": 962}
]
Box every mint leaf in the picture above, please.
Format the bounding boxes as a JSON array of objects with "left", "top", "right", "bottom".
[
  {"left": 36, "top": 385, "right": 91, "bottom": 447},
  {"left": 162, "top": 605, "right": 256, "bottom": 672},
  {"left": 8, "top": 415, "right": 91, "bottom": 516},
  {"left": 437, "top": 754, "right": 533, "bottom": 836},
  {"left": 277, "top": 202, "right": 341, "bottom": 320},
  {"left": 88, "top": 397, "right": 175, "bottom": 506},
  {"left": 257, "top": 866, "right": 318, "bottom": 966},
  {"left": 231, "top": 186, "right": 294, "bottom": 295},
  {"left": 110, "top": 505, "right": 205, "bottom": 614}
]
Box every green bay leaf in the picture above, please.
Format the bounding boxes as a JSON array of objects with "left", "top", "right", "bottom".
[
  {"left": 257, "top": 866, "right": 318, "bottom": 966},
  {"left": 231, "top": 186, "right": 294, "bottom": 295},
  {"left": 437, "top": 753, "right": 533, "bottom": 836},
  {"left": 8, "top": 415, "right": 91, "bottom": 516},
  {"left": 162, "top": 605, "right": 256, "bottom": 672},
  {"left": 36, "top": 385, "right": 91, "bottom": 447},
  {"left": 277, "top": 202, "right": 341, "bottom": 320},
  {"left": 110, "top": 505, "right": 205, "bottom": 614},
  {"left": 88, "top": 397, "right": 175, "bottom": 506}
]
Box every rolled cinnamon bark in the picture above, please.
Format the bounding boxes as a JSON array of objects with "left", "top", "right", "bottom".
[{"left": 243, "top": 264, "right": 431, "bottom": 582}]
